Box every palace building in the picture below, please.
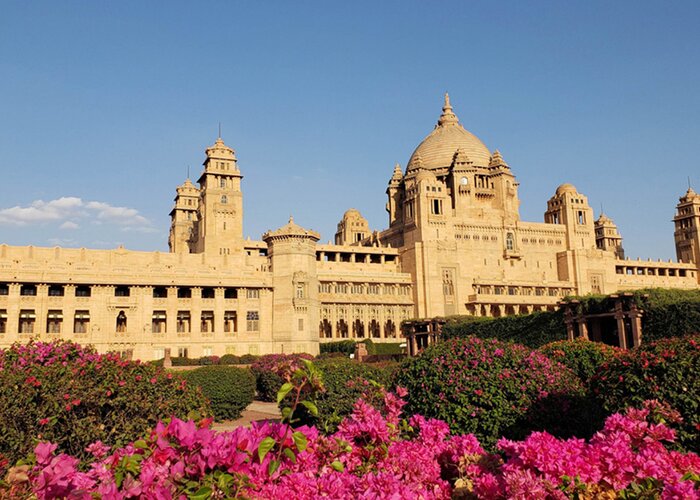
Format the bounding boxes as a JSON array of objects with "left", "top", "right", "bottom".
[{"left": 0, "top": 95, "right": 698, "bottom": 359}]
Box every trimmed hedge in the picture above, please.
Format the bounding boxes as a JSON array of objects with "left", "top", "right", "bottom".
[
  {"left": 396, "top": 337, "right": 587, "bottom": 448},
  {"left": 442, "top": 310, "right": 567, "bottom": 348},
  {"left": 0, "top": 341, "right": 210, "bottom": 463},
  {"left": 590, "top": 334, "right": 700, "bottom": 451},
  {"left": 319, "top": 339, "right": 404, "bottom": 356},
  {"left": 290, "top": 357, "right": 399, "bottom": 433},
  {"left": 182, "top": 366, "right": 255, "bottom": 421}
]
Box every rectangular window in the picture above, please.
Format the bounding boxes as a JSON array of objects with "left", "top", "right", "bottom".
[
  {"left": 178, "top": 347, "right": 189, "bottom": 359},
  {"left": 0, "top": 309, "right": 7, "bottom": 334},
  {"left": 224, "top": 288, "right": 238, "bottom": 299},
  {"left": 202, "top": 346, "right": 213, "bottom": 357},
  {"left": 114, "top": 286, "right": 130, "bottom": 297},
  {"left": 367, "top": 284, "right": 380, "bottom": 295},
  {"left": 224, "top": 311, "right": 237, "bottom": 334},
  {"left": 20, "top": 285, "right": 37, "bottom": 296},
  {"left": 336, "top": 283, "right": 348, "bottom": 294},
  {"left": 319, "top": 283, "right": 332, "bottom": 293},
  {"left": 46, "top": 310, "right": 63, "bottom": 333},
  {"left": 246, "top": 288, "right": 260, "bottom": 299},
  {"left": 152, "top": 311, "right": 167, "bottom": 334},
  {"left": 176, "top": 311, "right": 191, "bottom": 334},
  {"left": 0, "top": 284, "right": 8, "bottom": 295},
  {"left": 431, "top": 198, "right": 443, "bottom": 215},
  {"left": 246, "top": 311, "right": 259, "bottom": 332},
  {"left": 48, "top": 285, "right": 64, "bottom": 297},
  {"left": 19, "top": 310, "right": 35, "bottom": 334},
  {"left": 75, "top": 285, "right": 91, "bottom": 297},
  {"left": 200, "top": 311, "right": 214, "bottom": 333},
  {"left": 298, "top": 318, "right": 304, "bottom": 331},
  {"left": 74, "top": 311, "right": 90, "bottom": 334},
  {"left": 153, "top": 348, "right": 165, "bottom": 360},
  {"left": 351, "top": 284, "right": 363, "bottom": 294}
]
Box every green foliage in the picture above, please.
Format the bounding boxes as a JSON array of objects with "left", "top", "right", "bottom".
[
  {"left": 249, "top": 354, "right": 314, "bottom": 402},
  {"left": 591, "top": 334, "right": 700, "bottom": 451},
  {"left": 442, "top": 310, "right": 567, "bottom": 348},
  {"left": 539, "top": 338, "right": 619, "bottom": 382},
  {"left": 219, "top": 354, "right": 241, "bottom": 365},
  {"left": 182, "top": 366, "right": 255, "bottom": 421},
  {"left": 634, "top": 288, "right": 700, "bottom": 342},
  {"left": 396, "top": 337, "right": 586, "bottom": 449},
  {"left": 319, "top": 340, "right": 356, "bottom": 356},
  {"left": 0, "top": 341, "right": 210, "bottom": 463},
  {"left": 289, "top": 357, "right": 398, "bottom": 433},
  {"left": 254, "top": 370, "right": 284, "bottom": 403}
]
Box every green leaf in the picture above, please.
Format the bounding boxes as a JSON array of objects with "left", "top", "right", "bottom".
[
  {"left": 281, "top": 407, "right": 292, "bottom": 420},
  {"left": 133, "top": 439, "right": 148, "bottom": 450},
  {"left": 331, "top": 460, "right": 344, "bottom": 472},
  {"left": 277, "top": 382, "right": 294, "bottom": 404},
  {"left": 283, "top": 447, "right": 297, "bottom": 463},
  {"left": 292, "top": 431, "right": 308, "bottom": 452},
  {"left": 189, "top": 486, "right": 212, "bottom": 500},
  {"left": 268, "top": 459, "right": 280, "bottom": 476},
  {"left": 300, "top": 400, "right": 319, "bottom": 416},
  {"left": 257, "top": 436, "right": 276, "bottom": 462}
]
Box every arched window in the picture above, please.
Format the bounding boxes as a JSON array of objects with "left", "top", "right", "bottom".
[
  {"left": 221, "top": 195, "right": 228, "bottom": 204},
  {"left": 116, "top": 311, "right": 127, "bottom": 333},
  {"left": 506, "top": 232, "right": 514, "bottom": 251}
]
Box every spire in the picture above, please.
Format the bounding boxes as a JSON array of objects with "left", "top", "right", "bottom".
[
  {"left": 489, "top": 149, "right": 509, "bottom": 168},
  {"left": 437, "top": 92, "right": 460, "bottom": 127},
  {"left": 452, "top": 148, "right": 472, "bottom": 165},
  {"left": 391, "top": 163, "right": 403, "bottom": 180}
]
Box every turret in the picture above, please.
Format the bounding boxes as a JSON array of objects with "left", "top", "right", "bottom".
[
  {"left": 594, "top": 213, "right": 625, "bottom": 259},
  {"left": 674, "top": 187, "right": 700, "bottom": 265},
  {"left": 335, "top": 209, "right": 370, "bottom": 245},
  {"left": 544, "top": 184, "right": 595, "bottom": 250},
  {"left": 168, "top": 178, "right": 199, "bottom": 253}
]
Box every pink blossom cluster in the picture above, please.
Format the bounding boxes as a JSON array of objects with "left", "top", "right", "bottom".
[
  {"left": 0, "top": 340, "right": 131, "bottom": 371},
  {"left": 6, "top": 394, "right": 700, "bottom": 499},
  {"left": 250, "top": 352, "right": 314, "bottom": 379}
]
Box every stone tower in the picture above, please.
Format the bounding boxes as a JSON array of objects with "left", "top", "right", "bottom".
[
  {"left": 674, "top": 187, "right": 700, "bottom": 267},
  {"left": 263, "top": 217, "right": 321, "bottom": 354},
  {"left": 168, "top": 178, "right": 199, "bottom": 253},
  {"left": 192, "top": 137, "right": 244, "bottom": 255},
  {"left": 544, "top": 184, "right": 595, "bottom": 251},
  {"left": 335, "top": 209, "right": 370, "bottom": 245},
  {"left": 594, "top": 213, "right": 624, "bottom": 259}
]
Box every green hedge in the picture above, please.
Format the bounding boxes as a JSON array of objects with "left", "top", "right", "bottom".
[
  {"left": 442, "top": 310, "right": 567, "bottom": 348},
  {"left": 319, "top": 339, "right": 404, "bottom": 356},
  {"left": 182, "top": 366, "right": 255, "bottom": 421},
  {"left": 539, "top": 338, "right": 619, "bottom": 382}
]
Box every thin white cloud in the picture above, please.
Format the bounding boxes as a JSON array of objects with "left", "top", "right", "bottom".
[{"left": 0, "top": 197, "right": 153, "bottom": 229}]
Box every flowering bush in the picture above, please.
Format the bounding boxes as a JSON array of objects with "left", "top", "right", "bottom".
[
  {"left": 591, "top": 334, "right": 700, "bottom": 451},
  {"left": 0, "top": 341, "right": 210, "bottom": 463},
  {"left": 539, "top": 337, "right": 619, "bottom": 382},
  {"left": 290, "top": 357, "right": 398, "bottom": 433},
  {"left": 4, "top": 388, "right": 699, "bottom": 498},
  {"left": 396, "top": 336, "right": 586, "bottom": 447},
  {"left": 250, "top": 353, "right": 314, "bottom": 402},
  {"left": 182, "top": 366, "right": 255, "bottom": 421}
]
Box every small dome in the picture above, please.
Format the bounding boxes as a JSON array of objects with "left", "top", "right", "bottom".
[
  {"left": 407, "top": 94, "right": 491, "bottom": 172},
  {"left": 414, "top": 168, "right": 437, "bottom": 183},
  {"left": 343, "top": 208, "right": 362, "bottom": 218},
  {"left": 556, "top": 183, "right": 578, "bottom": 196}
]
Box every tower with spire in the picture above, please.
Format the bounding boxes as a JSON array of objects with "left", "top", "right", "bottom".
[
  {"left": 594, "top": 212, "right": 625, "bottom": 259},
  {"left": 168, "top": 178, "right": 199, "bottom": 253},
  {"left": 190, "top": 136, "right": 244, "bottom": 255},
  {"left": 674, "top": 187, "right": 700, "bottom": 268}
]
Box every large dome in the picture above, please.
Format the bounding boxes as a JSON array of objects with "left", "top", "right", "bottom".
[{"left": 407, "top": 94, "right": 491, "bottom": 171}]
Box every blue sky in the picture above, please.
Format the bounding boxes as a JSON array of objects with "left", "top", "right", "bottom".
[{"left": 1, "top": 1, "right": 699, "bottom": 259}]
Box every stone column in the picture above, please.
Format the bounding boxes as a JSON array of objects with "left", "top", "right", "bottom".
[{"left": 614, "top": 299, "right": 627, "bottom": 349}]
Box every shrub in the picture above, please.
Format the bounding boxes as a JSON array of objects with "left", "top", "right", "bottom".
[
  {"left": 591, "top": 334, "right": 700, "bottom": 451},
  {"left": 0, "top": 341, "right": 210, "bottom": 463},
  {"left": 291, "top": 357, "right": 398, "bottom": 433},
  {"left": 182, "top": 366, "right": 255, "bottom": 421},
  {"left": 539, "top": 338, "right": 619, "bottom": 382},
  {"left": 219, "top": 354, "right": 241, "bottom": 365},
  {"left": 319, "top": 340, "right": 356, "bottom": 356},
  {"left": 11, "top": 394, "right": 700, "bottom": 498},
  {"left": 239, "top": 354, "right": 260, "bottom": 364},
  {"left": 442, "top": 310, "right": 567, "bottom": 348},
  {"left": 197, "top": 355, "right": 220, "bottom": 366},
  {"left": 396, "top": 337, "right": 586, "bottom": 448},
  {"left": 250, "top": 353, "right": 314, "bottom": 402}
]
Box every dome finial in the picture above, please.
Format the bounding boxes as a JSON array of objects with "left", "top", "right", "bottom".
[{"left": 438, "top": 92, "right": 459, "bottom": 127}]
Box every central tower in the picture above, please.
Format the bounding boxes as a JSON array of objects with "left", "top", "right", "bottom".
[{"left": 192, "top": 137, "right": 244, "bottom": 255}]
